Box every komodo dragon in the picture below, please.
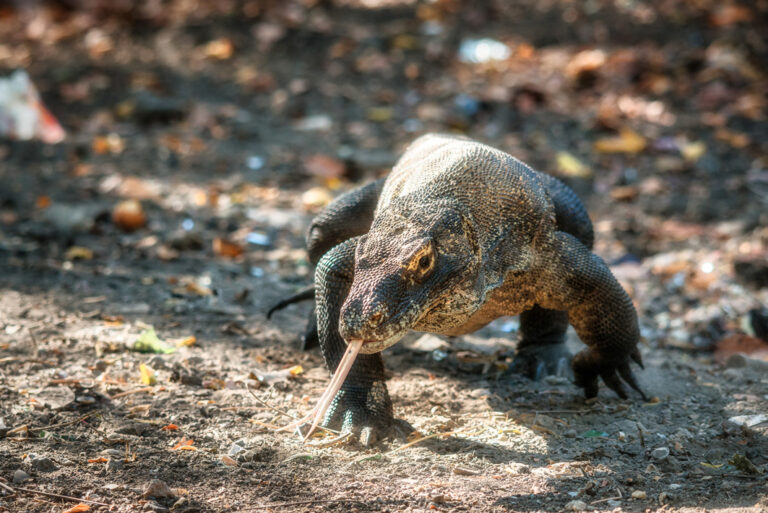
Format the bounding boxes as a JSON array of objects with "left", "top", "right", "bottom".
[{"left": 270, "top": 133, "right": 645, "bottom": 443}]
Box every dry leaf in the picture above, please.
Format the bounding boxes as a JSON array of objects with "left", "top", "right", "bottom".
[
  {"left": 87, "top": 457, "right": 108, "bottom": 463},
  {"left": 63, "top": 504, "right": 90, "bottom": 513},
  {"left": 594, "top": 129, "right": 646, "bottom": 154},
  {"left": 213, "top": 238, "right": 244, "bottom": 259},
  {"left": 173, "top": 336, "right": 196, "bottom": 347},
  {"left": 302, "top": 187, "right": 333, "bottom": 210},
  {"left": 161, "top": 424, "right": 179, "bottom": 431},
  {"left": 112, "top": 200, "right": 146, "bottom": 232},
  {"left": 171, "top": 438, "right": 195, "bottom": 450},
  {"left": 35, "top": 195, "right": 51, "bottom": 208},
  {"left": 303, "top": 154, "right": 346, "bottom": 180},
  {"left": 65, "top": 246, "right": 94, "bottom": 261},
  {"left": 139, "top": 363, "right": 156, "bottom": 385},
  {"left": 204, "top": 38, "right": 234, "bottom": 59},
  {"left": 556, "top": 152, "right": 592, "bottom": 178}
]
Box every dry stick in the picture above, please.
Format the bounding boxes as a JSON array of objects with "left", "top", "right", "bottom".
[
  {"left": 245, "top": 378, "right": 340, "bottom": 436},
  {"left": 110, "top": 386, "right": 155, "bottom": 399},
  {"left": 11, "top": 486, "right": 110, "bottom": 507},
  {"left": 591, "top": 495, "right": 623, "bottom": 505},
  {"left": 29, "top": 412, "right": 98, "bottom": 434},
  {"left": 245, "top": 381, "right": 299, "bottom": 422},
  {"left": 244, "top": 498, "right": 361, "bottom": 510},
  {"left": 0, "top": 480, "right": 16, "bottom": 495}
]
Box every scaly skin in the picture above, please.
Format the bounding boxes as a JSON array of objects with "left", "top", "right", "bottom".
[{"left": 276, "top": 134, "right": 645, "bottom": 443}]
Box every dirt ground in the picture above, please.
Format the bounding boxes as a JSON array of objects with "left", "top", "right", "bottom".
[{"left": 1, "top": 1, "right": 767, "bottom": 512}]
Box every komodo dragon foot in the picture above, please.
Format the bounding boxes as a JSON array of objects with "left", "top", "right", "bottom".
[
  {"left": 509, "top": 342, "right": 573, "bottom": 381},
  {"left": 313, "top": 382, "right": 414, "bottom": 447}
]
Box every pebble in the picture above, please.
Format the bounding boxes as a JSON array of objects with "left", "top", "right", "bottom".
[
  {"left": 651, "top": 447, "right": 670, "bottom": 460},
  {"left": 219, "top": 455, "right": 237, "bottom": 466},
  {"left": 107, "top": 458, "right": 124, "bottom": 472},
  {"left": 148, "top": 355, "right": 169, "bottom": 370},
  {"left": 144, "top": 500, "right": 170, "bottom": 513},
  {"left": 407, "top": 334, "right": 450, "bottom": 353},
  {"left": 565, "top": 499, "right": 587, "bottom": 511},
  {"left": 727, "top": 414, "right": 768, "bottom": 428},
  {"left": 13, "top": 469, "right": 30, "bottom": 484},
  {"left": 30, "top": 456, "right": 57, "bottom": 472},
  {"left": 506, "top": 462, "right": 531, "bottom": 475},
  {"left": 142, "top": 479, "right": 175, "bottom": 499},
  {"left": 725, "top": 353, "right": 768, "bottom": 372},
  {"left": 631, "top": 490, "right": 647, "bottom": 499},
  {"left": 228, "top": 442, "right": 246, "bottom": 457},
  {"left": 453, "top": 466, "right": 480, "bottom": 476}
]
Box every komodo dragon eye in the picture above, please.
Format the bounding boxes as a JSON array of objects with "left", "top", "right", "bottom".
[{"left": 405, "top": 243, "right": 436, "bottom": 283}]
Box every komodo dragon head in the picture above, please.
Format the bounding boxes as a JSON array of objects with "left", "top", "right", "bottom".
[{"left": 339, "top": 202, "right": 485, "bottom": 354}]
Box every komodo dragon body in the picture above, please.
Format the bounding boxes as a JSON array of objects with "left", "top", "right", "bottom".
[{"left": 275, "top": 133, "right": 644, "bottom": 442}]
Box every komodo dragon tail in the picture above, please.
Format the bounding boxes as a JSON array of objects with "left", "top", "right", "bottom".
[{"left": 266, "top": 285, "right": 316, "bottom": 319}]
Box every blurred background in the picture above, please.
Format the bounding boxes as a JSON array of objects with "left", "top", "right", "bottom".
[{"left": 1, "top": 1, "right": 768, "bottom": 510}]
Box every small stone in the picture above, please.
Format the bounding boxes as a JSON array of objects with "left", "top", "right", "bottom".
[
  {"left": 148, "top": 355, "right": 169, "bottom": 370},
  {"left": 219, "top": 455, "right": 237, "bottom": 466},
  {"left": 106, "top": 458, "right": 123, "bottom": 472},
  {"left": 171, "top": 496, "right": 201, "bottom": 513},
  {"left": 228, "top": 442, "right": 246, "bottom": 457},
  {"left": 728, "top": 414, "right": 768, "bottom": 428},
  {"left": 145, "top": 500, "right": 170, "bottom": 513},
  {"left": 142, "top": 479, "right": 175, "bottom": 499},
  {"left": 407, "top": 334, "right": 450, "bottom": 353},
  {"left": 102, "top": 449, "right": 123, "bottom": 459},
  {"left": 35, "top": 387, "right": 76, "bottom": 410},
  {"left": 544, "top": 375, "right": 569, "bottom": 385},
  {"left": 631, "top": 490, "right": 647, "bottom": 499},
  {"left": 651, "top": 447, "right": 670, "bottom": 460},
  {"left": 13, "top": 469, "right": 30, "bottom": 484},
  {"left": 453, "top": 466, "right": 480, "bottom": 476},
  {"left": 506, "top": 462, "right": 531, "bottom": 475},
  {"left": 31, "top": 456, "right": 57, "bottom": 472},
  {"left": 563, "top": 429, "right": 578, "bottom": 438},
  {"left": 565, "top": 499, "right": 588, "bottom": 511}
]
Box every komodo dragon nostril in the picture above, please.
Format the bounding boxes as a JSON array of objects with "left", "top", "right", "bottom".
[{"left": 368, "top": 311, "right": 383, "bottom": 327}]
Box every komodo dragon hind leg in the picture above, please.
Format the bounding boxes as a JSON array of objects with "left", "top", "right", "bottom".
[
  {"left": 511, "top": 175, "right": 593, "bottom": 380},
  {"left": 314, "top": 236, "right": 412, "bottom": 445},
  {"left": 511, "top": 307, "right": 573, "bottom": 380},
  {"left": 267, "top": 179, "right": 385, "bottom": 350}
]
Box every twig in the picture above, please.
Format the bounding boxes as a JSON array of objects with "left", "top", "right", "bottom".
[
  {"left": 110, "top": 386, "right": 155, "bottom": 399},
  {"left": 243, "top": 498, "right": 362, "bottom": 510},
  {"left": 245, "top": 382, "right": 297, "bottom": 421},
  {"left": 591, "top": 495, "right": 622, "bottom": 505},
  {"left": 244, "top": 381, "right": 340, "bottom": 436},
  {"left": 29, "top": 412, "right": 98, "bottom": 434},
  {"left": 0, "top": 480, "right": 16, "bottom": 495},
  {"left": 533, "top": 409, "right": 594, "bottom": 414},
  {"left": 11, "top": 486, "right": 110, "bottom": 507}
]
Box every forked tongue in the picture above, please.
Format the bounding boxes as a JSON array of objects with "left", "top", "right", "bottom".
[{"left": 278, "top": 340, "right": 363, "bottom": 440}]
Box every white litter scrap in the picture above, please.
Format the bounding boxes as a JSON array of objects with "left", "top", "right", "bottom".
[{"left": 0, "top": 69, "right": 65, "bottom": 143}]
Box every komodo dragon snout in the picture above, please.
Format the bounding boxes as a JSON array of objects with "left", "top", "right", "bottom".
[{"left": 339, "top": 207, "right": 481, "bottom": 354}]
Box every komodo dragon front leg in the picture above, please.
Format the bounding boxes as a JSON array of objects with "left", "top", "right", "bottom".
[
  {"left": 313, "top": 236, "right": 410, "bottom": 444},
  {"left": 536, "top": 231, "right": 646, "bottom": 400}
]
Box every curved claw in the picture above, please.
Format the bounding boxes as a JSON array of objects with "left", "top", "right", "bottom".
[
  {"left": 573, "top": 348, "right": 646, "bottom": 400},
  {"left": 600, "top": 369, "right": 628, "bottom": 399},
  {"left": 617, "top": 363, "right": 647, "bottom": 401}
]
